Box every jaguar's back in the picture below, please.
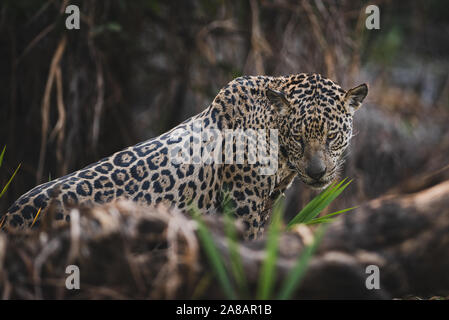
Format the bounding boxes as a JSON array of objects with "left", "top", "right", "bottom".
[{"left": 1, "top": 73, "right": 367, "bottom": 238}]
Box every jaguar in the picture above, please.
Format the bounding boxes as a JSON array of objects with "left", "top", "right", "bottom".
[{"left": 0, "top": 73, "right": 367, "bottom": 239}]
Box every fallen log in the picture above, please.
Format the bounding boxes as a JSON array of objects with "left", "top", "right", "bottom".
[{"left": 1, "top": 180, "right": 449, "bottom": 299}]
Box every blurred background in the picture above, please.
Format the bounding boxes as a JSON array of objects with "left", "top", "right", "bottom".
[{"left": 1, "top": 0, "right": 449, "bottom": 220}]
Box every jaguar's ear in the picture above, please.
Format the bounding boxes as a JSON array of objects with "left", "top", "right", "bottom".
[
  {"left": 267, "top": 88, "right": 290, "bottom": 115},
  {"left": 344, "top": 84, "right": 368, "bottom": 113}
]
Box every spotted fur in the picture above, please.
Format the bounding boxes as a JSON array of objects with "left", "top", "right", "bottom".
[{"left": 0, "top": 73, "right": 367, "bottom": 239}]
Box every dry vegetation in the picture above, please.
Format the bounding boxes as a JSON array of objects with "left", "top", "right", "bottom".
[
  {"left": 1, "top": 0, "right": 449, "bottom": 299},
  {"left": 3, "top": 177, "right": 449, "bottom": 299}
]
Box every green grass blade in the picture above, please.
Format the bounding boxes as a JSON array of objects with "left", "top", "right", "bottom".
[
  {"left": 305, "top": 206, "right": 357, "bottom": 225},
  {"left": 0, "top": 163, "right": 21, "bottom": 199},
  {"left": 287, "top": 180, "right": 339, "bottom": 227},
  {"left": 277, "top": 225, "right": 327, "bottom": 299},
  {"left": 300, "top": 179, "right": 350, "bottom": 223},
  {"left": 191, "top": 273, "right": 213, "bottom": 300},
  {"left": 287, "top": 178, "right": 352, "bottom": 227},
  {"left": 257, "top": 196, "right": 284, "bottom": 300},
  {"left": 223, "top": 200, "right": 249, "bottom": 298},
  {"left": 305, "top": 218, "right": 335, "bottom": 225},
  {"left": 191, "top": 207, "right": 237, "bottom": 300},
  {"left": 0, "top": 145, "right": 6, "bottom": 168}
]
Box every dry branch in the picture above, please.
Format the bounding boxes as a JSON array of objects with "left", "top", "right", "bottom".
[
  {"left": 2, "top": 178, "right": 449, "bottom": 299},
  {"left": 36, "top": 35, "right": 67, "bottom": 183}
]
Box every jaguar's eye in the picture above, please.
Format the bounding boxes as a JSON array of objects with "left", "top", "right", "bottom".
[
  {"left": 327, "top": 132, "right": 337, "bottom": 140},
  {"left": 294, "top": 135, "right": 304, "bottom": 146}
]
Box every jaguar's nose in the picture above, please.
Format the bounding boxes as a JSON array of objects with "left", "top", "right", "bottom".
[{"left": 306, "top": 157, "right": 326, "bottom": 180}]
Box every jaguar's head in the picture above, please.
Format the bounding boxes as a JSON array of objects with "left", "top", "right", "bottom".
[{"left": 267, "top": 73, "right": 368, "bottom": 189}]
